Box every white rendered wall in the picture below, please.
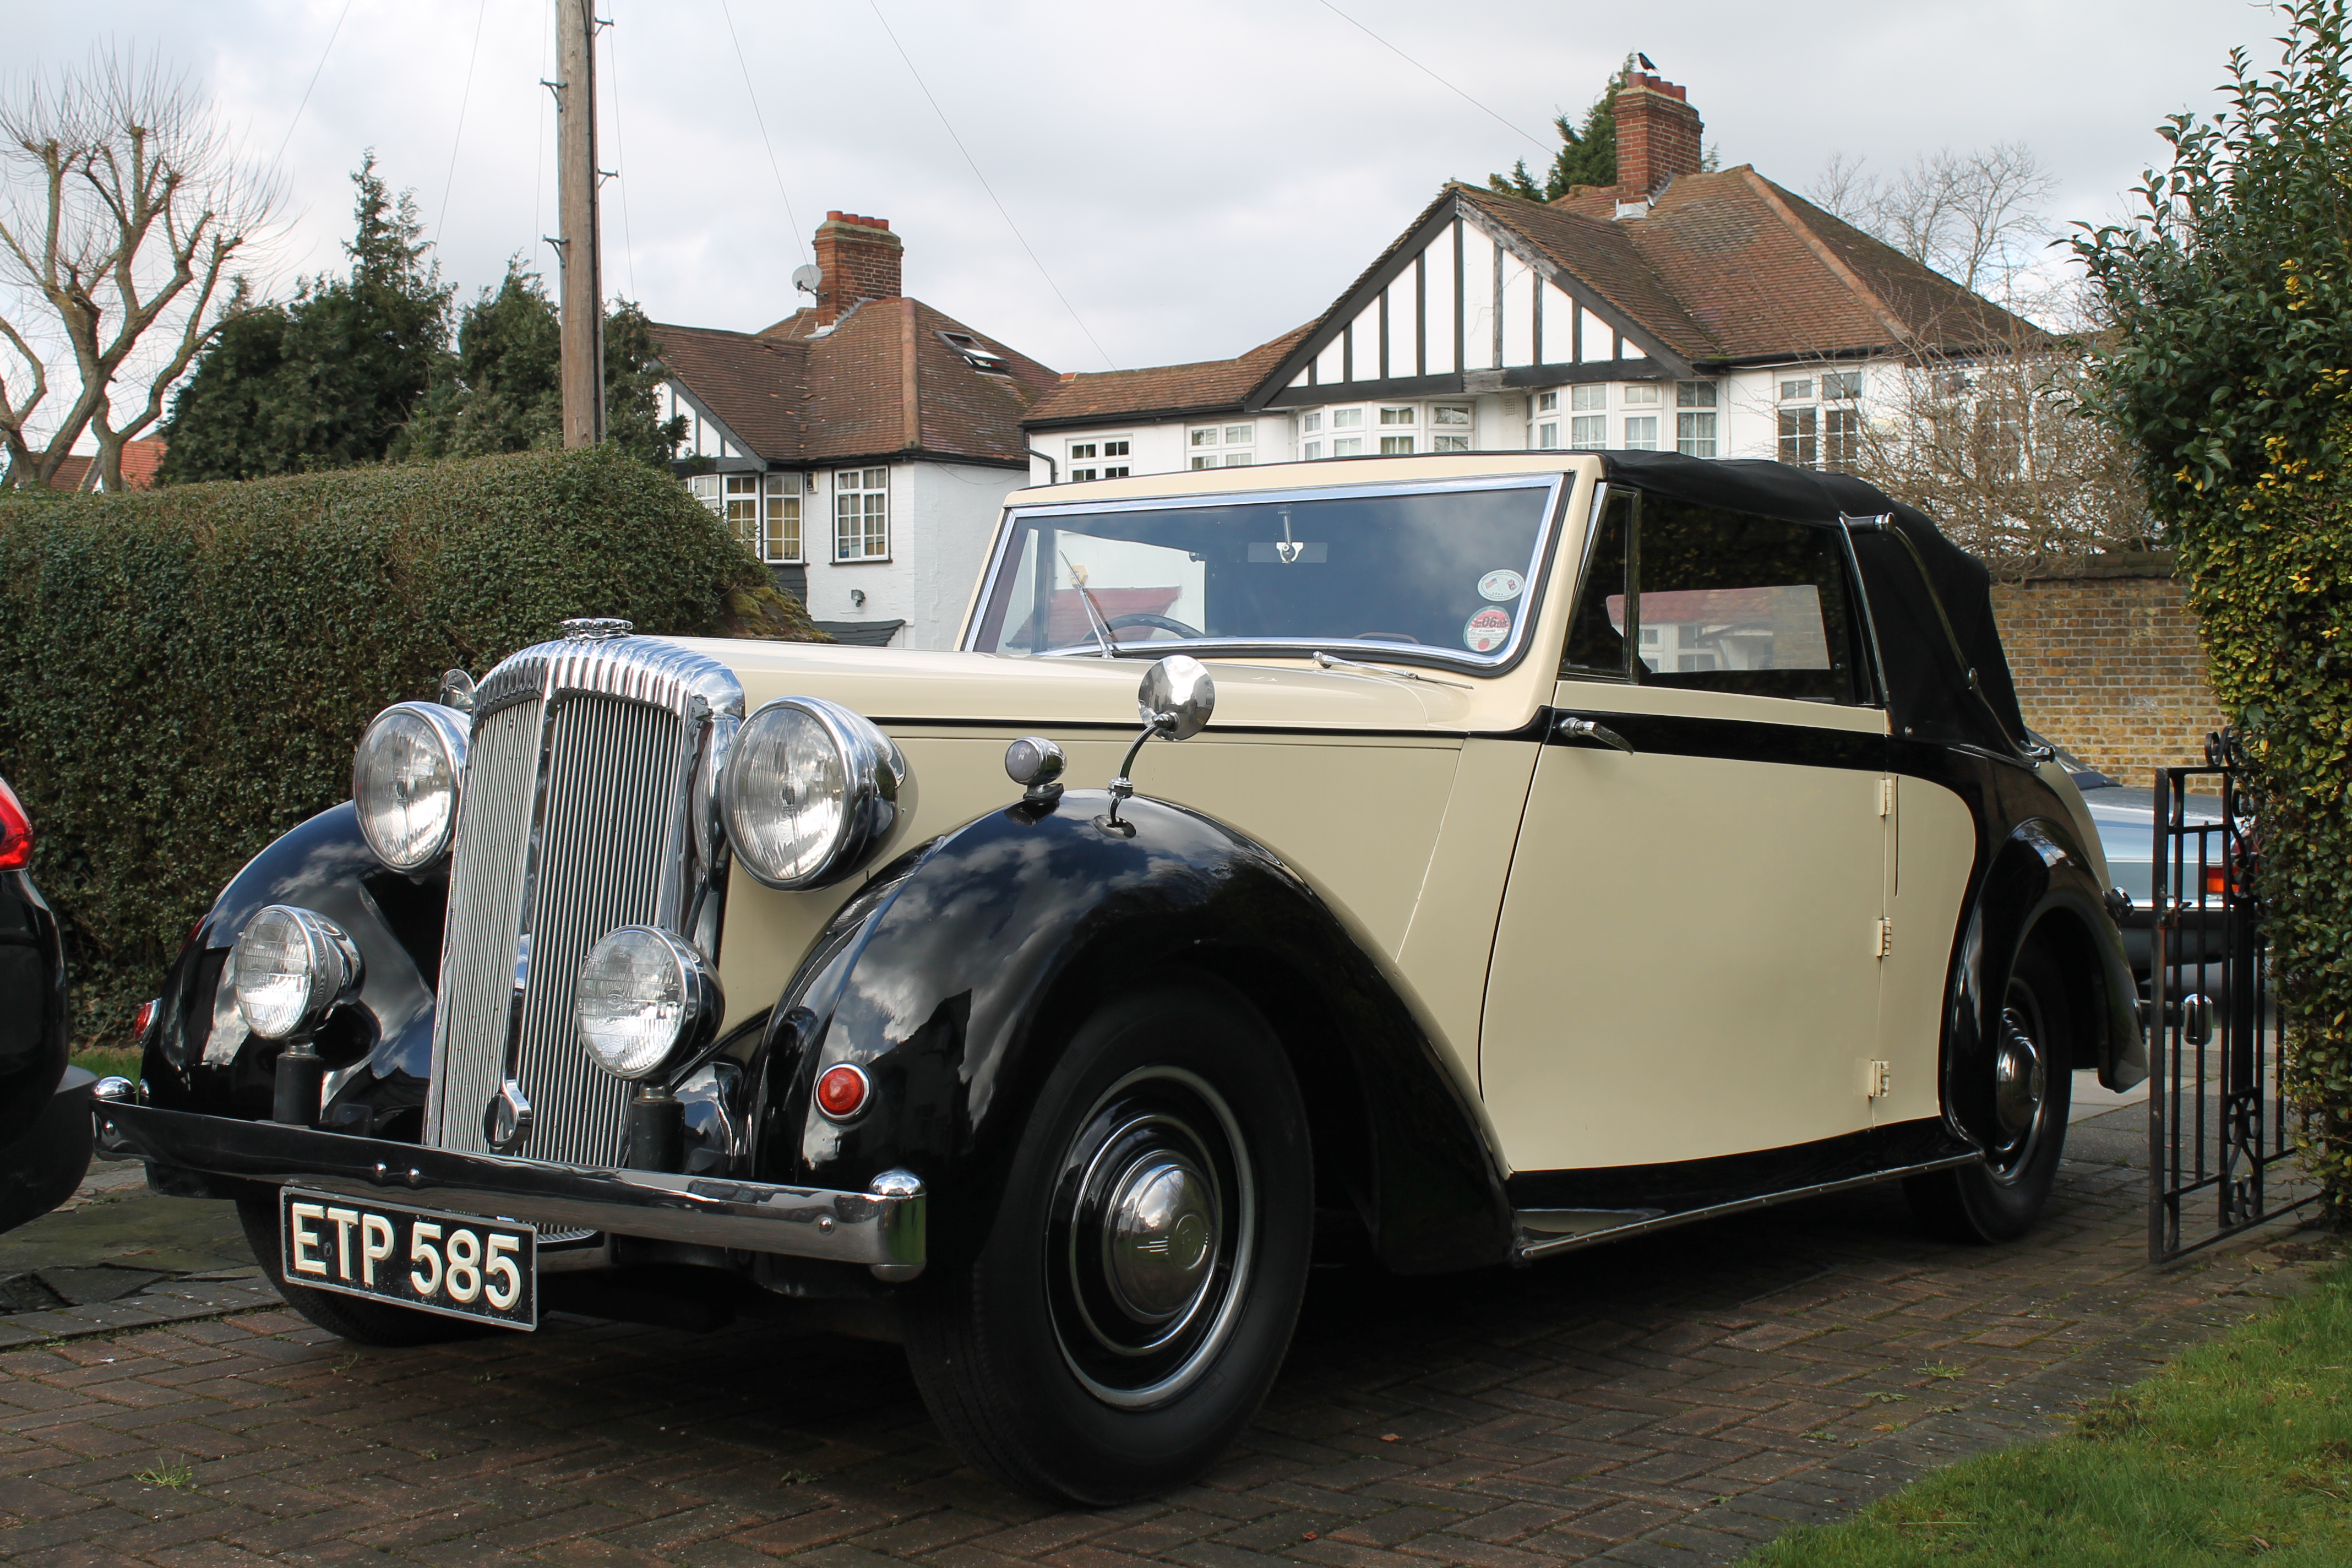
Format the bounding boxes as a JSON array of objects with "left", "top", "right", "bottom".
[{"left": 798, "top": 461, "right": 1024, "bottom": 650}]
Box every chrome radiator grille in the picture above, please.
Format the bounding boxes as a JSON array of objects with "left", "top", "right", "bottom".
[{"left": 423, "top": 633, "right": 742, "bottom": 1168}]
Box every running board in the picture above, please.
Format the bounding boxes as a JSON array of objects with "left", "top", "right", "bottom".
[{"left": 1512, "top": 1151, "right": 1982, "bottom": 1262}]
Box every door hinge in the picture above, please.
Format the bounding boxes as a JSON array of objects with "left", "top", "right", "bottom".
[
  {"left": 1879, "top": 777, "right": 1895, "bottom": 816},
  {"left": 1873, "top": 916, "right": 1892, "bottom": 957},
  {"left": 1864, "top": 1059, "right": 1892, "bottom": 1099}
]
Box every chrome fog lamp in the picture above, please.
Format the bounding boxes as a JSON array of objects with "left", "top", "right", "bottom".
[
  {"left": 575, "top": 925, "right": 722, "bottom": 1081},
  {"left": 232, "top": 905, "right": 363, "bottom": 1040},
  {"left": 352, "top": 701, "right": 470, "bottom": 871},
  {"left": 719, "top": 696, "right": 911, "bottom": 890}
]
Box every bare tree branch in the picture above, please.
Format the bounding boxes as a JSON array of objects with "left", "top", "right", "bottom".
[{"left": 0, "top": 46, "right": 284, "bottom": 490}]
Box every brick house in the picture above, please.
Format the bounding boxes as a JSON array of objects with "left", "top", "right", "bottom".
[
  {"left": 650, "top": 214, "right": 1058, "bottom": 647},
  {"left": 1022, "top": 73, "right": 2030, "bottom": 486}
]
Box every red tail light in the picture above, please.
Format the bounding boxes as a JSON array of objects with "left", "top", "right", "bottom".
[
  {"left": 2206, "top": 863, "right": 2229, "bottom": 900},
  {"left": 0, "top": 778, "right": 31, "bottom": 872},
  {"left": 815, "top": 1063, "right": 870, "bottom": 1120},
  {"left": 133, "top": 999, "right": 159, "bottom": 1044}
]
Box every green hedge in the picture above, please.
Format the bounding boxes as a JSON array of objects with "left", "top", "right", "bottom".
[{"left": 0, "top": 445, "right": 816, "bottom": 1039}]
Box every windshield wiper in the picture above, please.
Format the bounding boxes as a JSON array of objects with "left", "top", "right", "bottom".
[
  {"left": 1313, "top": 651, "right": 1472, "bottom": 689},
  {"left": 1059, "top": 551, "right": 1117, "bottom": 658}
]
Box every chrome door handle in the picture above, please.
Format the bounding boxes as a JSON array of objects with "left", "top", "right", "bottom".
[{"left": 1556, "top": 716, "right": 1634, "bottom": 754}]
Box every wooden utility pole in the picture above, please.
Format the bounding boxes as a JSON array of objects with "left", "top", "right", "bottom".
[{"left": 555, "top": 0, "right": 604, "bottom": 448}]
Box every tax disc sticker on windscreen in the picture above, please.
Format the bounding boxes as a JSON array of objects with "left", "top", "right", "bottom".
[
  {"left": 1477, "top": 568, "right": 1524, "bottom": 602},
  {"left": 1462, "top": 606, "right": 1513, "bottom": 654}
]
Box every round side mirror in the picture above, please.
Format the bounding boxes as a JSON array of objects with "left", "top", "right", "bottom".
[{"left": 1137, "top": 655, "right": 1216, "bottom": 741}]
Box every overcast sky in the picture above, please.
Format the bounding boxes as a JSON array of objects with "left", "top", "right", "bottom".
[{"left": 14, "top": 0, "right": 2290, "bottom": 385}]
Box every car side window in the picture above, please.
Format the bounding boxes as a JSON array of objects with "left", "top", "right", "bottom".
[{"left": 1561, "top": 492, "right": 1867, "bottom": 705}]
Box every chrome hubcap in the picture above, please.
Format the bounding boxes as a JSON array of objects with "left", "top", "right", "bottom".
[
  {"left": 1048, "top": 1066, "right": 1254, "bottom": 1411},
  {"left": 1993, "top": 1007, "right": 2045, "bottom": 1147},
  {"left": 1104, "top": 1153, "right": 1219, "bottom": 1323}
]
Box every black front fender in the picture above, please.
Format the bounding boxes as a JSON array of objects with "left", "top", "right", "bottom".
[
  {"left": 745, "top": 788, "right": 1513, "bottom": 1277},
  {"left": 144, "top": 804, "right": 444, "bottom": 1137}
]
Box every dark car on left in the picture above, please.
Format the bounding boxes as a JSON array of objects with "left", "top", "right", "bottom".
[{"left": 0, "top": 774, "right": 90, "bottom": 1233}]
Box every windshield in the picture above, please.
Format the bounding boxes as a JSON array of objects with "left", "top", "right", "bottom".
[{"left": 967, "top": 479, "right": 1561, "bottom": 665}]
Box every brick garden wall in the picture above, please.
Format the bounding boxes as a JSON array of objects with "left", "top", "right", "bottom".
[{"left": 1988, "top": 553, "right": 2226, "bottom": 786}]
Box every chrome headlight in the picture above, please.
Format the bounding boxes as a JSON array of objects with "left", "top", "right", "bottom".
[
  {"left": 575, "top": 925, "right": 722, "bottom": 1080},
  {"left": 232, "top": 905, "right": 363, "bottom": 1040},
  {"left": 718, "top": 696, "right": 911, "bottom": 890},
  {"left": 352, "top": 701, "right": 469, "bottom": 871}
]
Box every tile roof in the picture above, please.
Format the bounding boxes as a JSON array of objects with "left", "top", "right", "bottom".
[
  {"left": 1022, "top": 170, "right": 2041, "bottom": 427},
  {"left": 1534, "top": 167, "right": 2037, "bottom": 360},
  {"left": 47, "top": 439, "right": 166, "bottom": 492},
  {"left": 650, "top": 300, "right": 1058, "bottom": 467},
  {"left": 1023, "top": 325, "right": 1314, "bottom": 426}
]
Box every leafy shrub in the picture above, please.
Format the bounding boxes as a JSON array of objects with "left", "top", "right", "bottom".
[
  {"left": 0, "top": 445, "right": 819, "bottom": 1039},
  {"left": 2075, "top": 0, "right": 2352, "bottom": 1216}
]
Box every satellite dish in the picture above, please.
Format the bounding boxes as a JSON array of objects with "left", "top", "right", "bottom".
[{"left": 792, "top": 263, "right": 823, "bottom": 295}]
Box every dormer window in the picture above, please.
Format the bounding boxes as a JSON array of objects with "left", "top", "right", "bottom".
[{"left": 937, "top": 330, "right": 1010, "bottom": 375}]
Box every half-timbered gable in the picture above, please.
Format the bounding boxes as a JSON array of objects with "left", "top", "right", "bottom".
[{"left": 1025, "top": 73, "right": 2038, "bottom": 486}]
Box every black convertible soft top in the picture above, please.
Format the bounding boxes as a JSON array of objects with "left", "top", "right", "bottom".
[{"left": 1597, "top": 451, "right": 2026, "bottom": 755}]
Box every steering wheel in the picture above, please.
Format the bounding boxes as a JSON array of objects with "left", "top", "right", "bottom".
[{"left": 1104, "top": 612, "right": 1205, "bottom": 640}]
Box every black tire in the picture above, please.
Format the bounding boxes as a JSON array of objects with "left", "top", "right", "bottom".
[
  {"left": 1907, "top": 940, "right": 2075, "bottom": 1243},
  {"left": 236, "top": 1197, "right": 493, "bottom": 1347},
  {"left": 903, "top": 975, "right": 1313, "bottom": 1505}
]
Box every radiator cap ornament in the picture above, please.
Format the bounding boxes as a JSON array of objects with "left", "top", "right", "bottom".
[{"left": 560, "top": 618, "right": 634, "bottom": 641}]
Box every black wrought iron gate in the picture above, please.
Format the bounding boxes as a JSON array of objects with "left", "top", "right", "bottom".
[{"left": 2146, "top": 758, "right": 2313, "bottom": 1262}]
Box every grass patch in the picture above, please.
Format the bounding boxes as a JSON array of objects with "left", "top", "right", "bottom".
[
  {"left": 70, "top": 1046, "right": 141, "bottom": 1081},
  {"left": 135, "top": 1463, "right": 197, "bottom": 1490},
  {"left": 1750, "top": 1260, "right": 2352, "bottom": 1565}
]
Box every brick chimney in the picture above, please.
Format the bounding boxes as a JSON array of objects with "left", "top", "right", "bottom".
[
  {"left": 811, "top": 212, "right": 902, "bottom": 325},
  {"left": 1614, "top": 74, "right": 1703, "bottom": 203}
]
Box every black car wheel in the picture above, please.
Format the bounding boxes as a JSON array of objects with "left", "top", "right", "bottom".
[
  {"left": 1907, "top": 941, "right": 2074, "bottom": 1243},
  {"left": 236, "top": 1197, "right": 490, "bottom": 1347},
  {"left": 903, "top": 974, "right": 1311, "bottom": 1505}
]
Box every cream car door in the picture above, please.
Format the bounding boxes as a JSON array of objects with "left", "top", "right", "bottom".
[{"left": 1480, "top": 491, "right": 1891, "bottom": 1173}]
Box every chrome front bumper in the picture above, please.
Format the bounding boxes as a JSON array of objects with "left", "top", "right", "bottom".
[{"left": 92, "top": 1101, "right": 927, "bottom": 1282}]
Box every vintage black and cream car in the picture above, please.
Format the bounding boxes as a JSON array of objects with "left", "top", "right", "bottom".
[{"left": 95, "top": 451, "right": 2140, "bottom": 1504}]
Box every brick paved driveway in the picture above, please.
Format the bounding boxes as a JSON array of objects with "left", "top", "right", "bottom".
[{"left": 0, "top": 1104, "right": 2330, "bottom": 1568}]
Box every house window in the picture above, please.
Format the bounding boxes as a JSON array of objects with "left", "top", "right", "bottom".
[
  {"left": 1301, "top": 411, "right": 1323, "bottom": 433},
  {"left": 688, "top": 474, "right": 722, "bottom": 511},
  {"left": 937, "top": 330, "right": 1010, "bottom": 374},
  {"left": 1381, "top": 435, "right": 1414, "bottom": 454},
  {"left": 1823, "top": 370, "right": 1863, "bottom": 400},
  {"left": 1534, "top": 420, "right": 1559, "bottom": 449},
  {"left": 1623, "top": 383, "right": 1661, "bottom": 407},
  {"left": 1069, "top": 438, "right": 1131, "bottom": 482},
  {"left": 1431, "top": 403, "right": 1472, "bottom": 451},
  {"left": 1676, "top": 383, "right": 1719, "bottom": 458},
  {"left": 1189, "top": 423, "right": 1254, "bottom": 469},
  {"left": 722, "top": 475, "right": 763, "bottom": 552},
  {"left": 756, "top": 473, "right": 803, "bottom": 562},
  {"left": 1536, "top": 391, "right": 1559, "bottom": 414},
  {"left": 1824, "top": 408, "right": 1862, "bottom": 471},
  {"left": 1327, "top": 407, "right": 1365, "bottom": 457},
  {"left": 1379, "top": 406, "right": 1415, "bottom": 426},
  {"left": 1779, "top": 377, "right": 1814, "bottom": 402},
  {"left": 1778, "top": 406, "right": 1819, "bottom": 468},
  {"left": 1571, "top": 385, "right": 1606, "bottom": 412},
  {"left": 1624, "top": 415, "right": 1659, "bottom": 450},
  {"left": 1566, "top": 386, "right": 1608, "bottom": 450},
  {"left": 834, "top": 468, "right": 890, "bottom": 561}
]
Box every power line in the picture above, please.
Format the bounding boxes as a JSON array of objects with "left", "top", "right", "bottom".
[
  {"left": 603, "top": 10, "right": 637, "bottom": 300},
  {"left": 1312, "top": 0, "right": 1553, "bottom": 157},
  {"left": 717, "top": 0, "right": 808, "bottom": 268},
  {"left": 865, "top": 1, "right": 1115, "bottom": 370},
  {"left": 271, "top": 0, "right": 356, "bottom": 169},
  {"left": 434, "top": 0, "right": 493, "bottom": 247}
]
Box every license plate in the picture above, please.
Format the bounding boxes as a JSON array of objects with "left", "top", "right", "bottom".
[{"left": 278, "top": 1188, "right": 537, "bottom": 1330}]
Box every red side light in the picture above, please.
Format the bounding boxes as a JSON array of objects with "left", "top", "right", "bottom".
[
  {"left": 0, "top": 778, "right": 30, "bottom": 872},
  {"left": 815, "top": 1063, "right": 870, "bottom": 1120},
  {"left": 2206, "top": 863, "right": 2228, "bottom": 900},
  {"left": 133, "top": 999, "right": 159, "bottom": 1043}
]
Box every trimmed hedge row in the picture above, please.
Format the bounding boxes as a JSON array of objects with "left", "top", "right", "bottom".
[{"left": 0, "top": 446, "right": 818, "bottom": 1037}]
